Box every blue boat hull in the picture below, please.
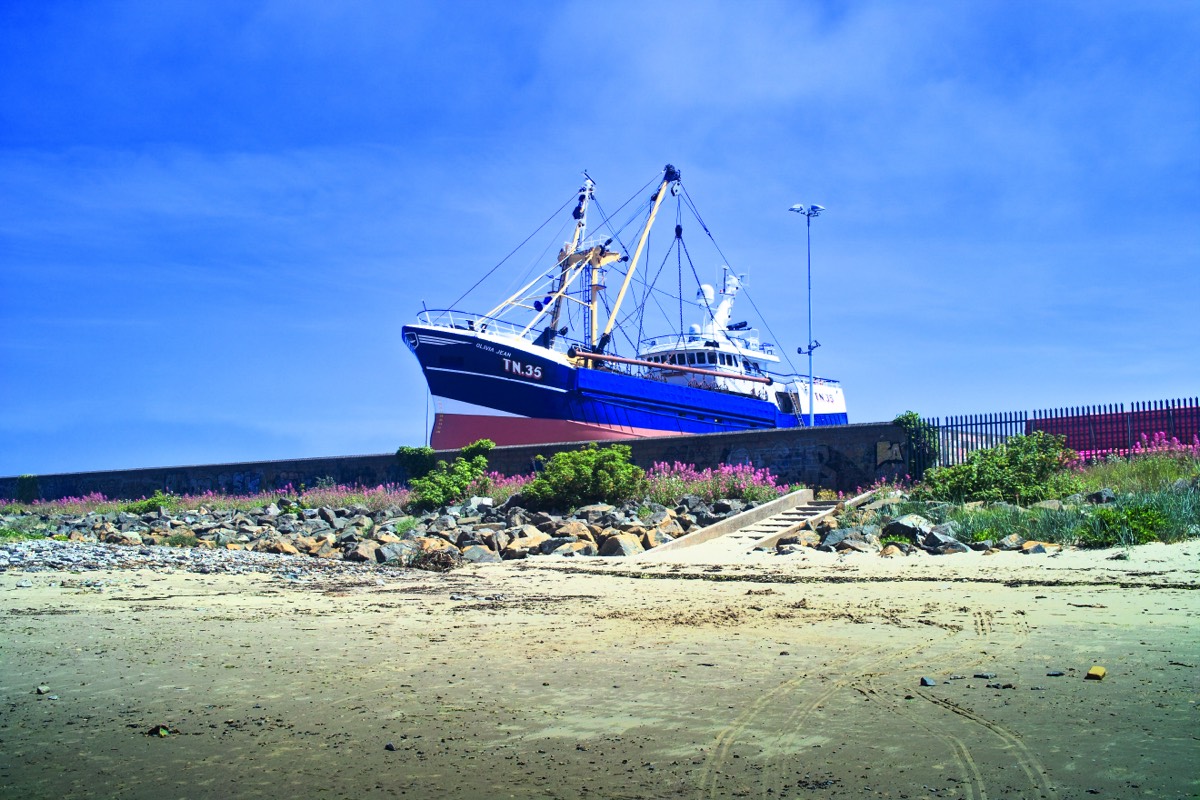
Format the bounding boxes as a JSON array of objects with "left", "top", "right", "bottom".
[{"left": 403, "top": 325, "right": 847, "bottom": 449}]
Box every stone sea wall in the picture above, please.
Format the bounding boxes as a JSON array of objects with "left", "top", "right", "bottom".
[{"left": 1, "top": 422, "right": 911, "bottom": 502}]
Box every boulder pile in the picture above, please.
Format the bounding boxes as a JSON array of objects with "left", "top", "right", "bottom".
[
  {"left": 770, "top": 509, "right": 1063, "bottom": 557},
  {"left": 1, "top": 494, "right": 757, "bottom": 567}
]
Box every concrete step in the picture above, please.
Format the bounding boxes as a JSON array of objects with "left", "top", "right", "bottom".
[{"left": 637, "top": 490, "right": 873, "bottom": 564}]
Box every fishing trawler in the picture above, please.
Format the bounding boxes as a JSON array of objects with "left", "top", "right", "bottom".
[{"left": 403, "top": 164, "right": 848, "bottom": 449}]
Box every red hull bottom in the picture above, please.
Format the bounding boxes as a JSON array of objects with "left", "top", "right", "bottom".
[{"left": 430, "top": 413, "right": 684, "bottom": 450}]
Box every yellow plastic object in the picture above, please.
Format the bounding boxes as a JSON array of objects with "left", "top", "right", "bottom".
[{"left": 1085, "top": 666, "right": 1107, "bottom": 681}]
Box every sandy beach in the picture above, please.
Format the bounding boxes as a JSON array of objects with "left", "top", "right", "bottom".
[{"left": 2, "top": 541, "right": 1197, "bottom": 799}]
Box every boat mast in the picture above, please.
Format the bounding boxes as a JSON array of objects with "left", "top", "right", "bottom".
[
  {"left": 550, "top": 176, "right": 593, "bottom": 333},
  {"left": 594, "top": 164, "right": 680, "bottom": 354}
]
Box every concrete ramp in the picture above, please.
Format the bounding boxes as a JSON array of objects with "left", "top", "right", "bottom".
[{"left": 637, "top": 490, "right": 872, "bottom": 563}]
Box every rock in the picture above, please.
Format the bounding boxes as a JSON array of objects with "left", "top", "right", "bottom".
[
  {"left": 779, "top": 530, "right": 821, "bottom": 548},
  {"left": 1046, "top": 670, "right": 1066, "bottom": 677},
  {"left": 933, "top": 539, "right": 970, "bottom": 555},
  {"left": 645, "top": 510, "right": 676, "bottom": 527},
  {"left": 1021, "top": 540, "right": 1061, "bottom": 555},
  {"left": 385, "top": 742, "right": 397, "bottom": 751},
  {"left": 642, "top": 528, "right": 676, "bottom": 549},
  {"left": 836, "top": 537, "right": 876, "bottom": 554},
  {"left": 879, "top": 544, "right": 903, "bottom": 558},
  {"left": 317, "top": 507, "right": 339, "bottom": 525},
  {"left": 428, "top": 515, "right": 458, "bottom": 533},
  {"left": 1032, "top": 499, "right": 1064, "bottom": 511},
  {"left": 969, "top": 540, "right": 993, "bottom": 551},
  {"left": 973, "top": 672, "right": 996, "bottom": 679},
  {"left": 455, "top": 529, "right": 488, "bottom": 548},
  {"left": 460, "top": 544, "right": 502, "bottom": 564},
  {"left": 599, "top": 534, "right": 645, "bottom": 557},
  {"left": 554, "top": 520, "right": 593, "bottom": 541},
  {"left": 573, "top": 504, "right": 615, "bottom": 524},
  {"left": 378, "top": 541, "right": 420, "bottom": 565},
  {"left": 104, "top": 530, "right": 144, "bottom": 546},
  {"left": 36, "top": 685, "right": 50, "bottom": 695},
  {"left": 464, "top": 496, "right": 494, "bottom": 514},
  {"left": 529, "top": 511, "right": 557, "bottom": 527},
  {"left": 1086, "top": 488, "right": 1116, "bottom": 504},
  {"left": 507, "top": 530, "right": 550, "bottom": 552},
  {"left": 260, "top": 538, "right": 300, "bottom": 556},
  {"left": 348, "top": 515, "right": 375, "bottom": 535},
  {"left": 920, "top": 677, "right": 937, "bottom": 687},
  {"left": 819, "top": 527, "right": 852, "bottom": 549},
  {"left": 919, "top": 526, "right": 968, "bottom": 554},
  {"left": 653, "top": 517, "right": 686, "bottom": 538},
  {"left": 482, "top": 529, "right": 512, "bottom": 552},
  {"left": 776, "top": 543, "right": 807, "bottom": 556},
  {"left": 412, "top": 536, "right": 457, "bottom": 553},
  {"left": 881, "top": 514, "right": 935, "bottom": 543},
  {"left": 343, "top": 541, "right": 380, "bottom": 562},
  {"left": 997, "top": 533, "right": 1025, "bottom": 551},
  {"left": 538, "top": 535, "right": 579, "bottom": 555},
  {"left": 712, "top": 499, "right": 746, "bottom": 516},
  {"left": 549, "top": 541, "right": 598, "bottom": 557}
]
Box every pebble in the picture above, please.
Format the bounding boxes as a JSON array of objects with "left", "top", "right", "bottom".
[{"left": 1, "top": 539, "right": 416, "bottom": 582}]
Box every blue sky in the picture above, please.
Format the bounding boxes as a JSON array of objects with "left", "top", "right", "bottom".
[{"left": 2, "top": 1, "right": 1197, "bottom": 476}]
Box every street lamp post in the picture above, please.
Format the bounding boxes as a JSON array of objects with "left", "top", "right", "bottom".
[{"left": 789, "top": 203, "right": 824, "bottom": 427}]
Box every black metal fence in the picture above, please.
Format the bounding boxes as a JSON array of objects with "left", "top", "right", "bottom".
[{"left": 907, "top": 397, "right": 1200, "bottom": 478}]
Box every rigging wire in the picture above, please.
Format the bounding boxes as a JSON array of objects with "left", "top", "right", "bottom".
[
  {"left": 590, "top": 172, "right": 657, "bottom": 255},
  {"left": 676, "top": 204, "right": 684, "bottom": 341},
  {"left": 444, "top": 191, "right": 577, "bottom": 313},
  {"left": 679, "top": 183, "right": 803, "bottom": 378}
]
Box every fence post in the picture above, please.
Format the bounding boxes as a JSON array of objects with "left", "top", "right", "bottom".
[{"left": 1126, "top": 401, "right": 1133, "bottom": 460}]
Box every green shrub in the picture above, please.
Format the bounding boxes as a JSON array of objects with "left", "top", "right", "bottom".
[
  {"left": 16, "top": 474, "right": 40, "bottom": 504},
  {"left": 397, "top": 445, "right": 438, "bottom": 482},
  {"left": 1, "top": 526, "right": 39, "bottom": 541},
  {"left": 521, "top": 444, "right": 647, "bottom": 511},
  {"left": 893, "top": 411, "right": 938, "bottom": 470},
  {"left": 459, "top": 439, "right": 495, "bottom": 461},
  {"left": 407, "top": 439, "right": 494, "bottom": 511},
  {"left": 121, "top": 490, "right": 180, "bottom": 515},
  {"left": 164, "top": 532, "right": 199, "bottom": 548},
  {"left": 914, "top": 431, "right": 1082, "bottom": 504}
]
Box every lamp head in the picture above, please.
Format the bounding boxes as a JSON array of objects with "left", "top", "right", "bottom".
[{"left": 789, "top": 203, "right": 825, "bottom": 217}]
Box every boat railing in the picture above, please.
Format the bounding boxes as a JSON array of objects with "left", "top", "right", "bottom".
[
  {"left": 415, "top": 309, "right": 581, "bottom": 354},
  {"left": 772, "top": 375, "right": 843, "bottom": 388},
  {"left": 642, "top": 329, "right": 774, "bottom": 355}
]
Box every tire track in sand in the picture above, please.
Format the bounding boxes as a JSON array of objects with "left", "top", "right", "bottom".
[{"left": 695, "top": 625, "right": 959, "bottom": 800}]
